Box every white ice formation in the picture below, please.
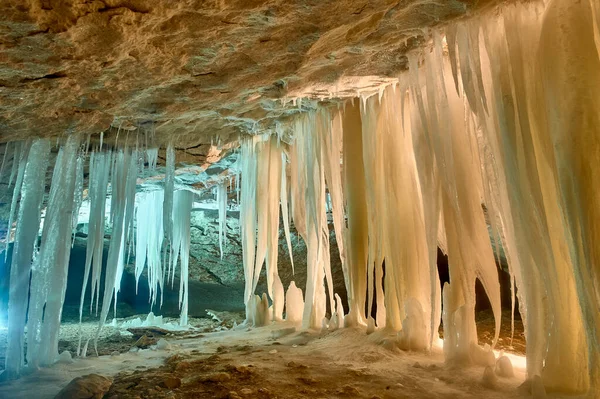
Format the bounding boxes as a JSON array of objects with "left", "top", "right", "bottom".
[{"left": 2, "top": 0, "right": 600, "bottom": 396}]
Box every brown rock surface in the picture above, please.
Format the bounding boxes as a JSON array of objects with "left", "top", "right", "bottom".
[
  {"left": 54, "top": 373, "right": 112, "bottom": 399},
  {"left": 1, "top": 0, "right": 504, "bottom": 146}
]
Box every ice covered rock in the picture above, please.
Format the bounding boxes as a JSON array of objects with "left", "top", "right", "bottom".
[
  {"left": 157, "top": 338, "right": 170, "bottom": 350},
  {"left": 56, "top": 351, "right": 73, "bottom": 364},
  {"left": 482, "top": 366, "right": 498, "bottom": 388},
  {"left": 470, "top": 343, "right": 496, "bottom": 367},
  {"left": 495, "top": 356, "right": 514, "bottom": 378}
]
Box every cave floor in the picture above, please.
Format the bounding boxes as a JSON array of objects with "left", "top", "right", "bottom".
[{"left": 0, "top": 317, "right": 564, "bottom": 399}]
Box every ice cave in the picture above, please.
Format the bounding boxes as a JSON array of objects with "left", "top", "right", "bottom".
[{"left": 0, "top": 0, "right": 599, "bottom": 398}]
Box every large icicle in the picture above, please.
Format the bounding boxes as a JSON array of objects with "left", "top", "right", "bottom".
[
  {"left": 27, "top": 135, "right": 80, "bottom": 368},
  {"left": 4, "top": 140, "right": 31, "bottom": 258},
  {"left": 77, "top": 151, "right": 111, "bottom": 355},
  {"left": 170, "top": 190, "right": 194, "bottom": 326},
  {"left": 4, "top": 139, "right": 51, "bottom": 379},
  {"left": 240, "top": 137, "right": 258, "bottom": 322},
  {"left": 163, "top": 143, "right": 175, "bottom": 275},
  {"left": 135, "top": 190, "right": 165, "bottom": 308},
  {"left": 341, "top": 101, "right": 369, "bottom": 327},
  {"left": 279, "top": 153, "right": 294, "bottom": 273},
  {"left": 94, "top": 149, "right": 137, "bottom": 350}
]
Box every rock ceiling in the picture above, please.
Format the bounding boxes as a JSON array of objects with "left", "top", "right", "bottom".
[{"left": 1, "top": 0, "right": 503, "bottom": 148}]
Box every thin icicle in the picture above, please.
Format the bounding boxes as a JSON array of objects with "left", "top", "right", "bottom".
[
  {"left": 5, "top": 140, "right": 30, "bottom": 258},
  {"left": 217, "top": 182, "right": 227, "bottom": 259}
]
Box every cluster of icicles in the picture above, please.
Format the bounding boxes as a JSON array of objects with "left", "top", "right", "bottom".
[
  {"left": 1, "top": 0, "right": 599, "bottom": 395},
  {"left": 240, "top": 0, "right": 600, "bottom": 395},
  {"left": 0, "top": 138, "right": 232, "bottom": 379}
]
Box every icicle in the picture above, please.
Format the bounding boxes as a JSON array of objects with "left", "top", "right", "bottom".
[
  {"left": 7, "top": 141, "right": 21, "bottom": 189},
  {"left": 27, "top": 135, "right": 80, "bottom": 369},
  {"left": 3, "top": 139, "right": 51, "bottom": 379},
  {"left": 5, "top": 140, "right": 31, "bottom": 258},
  {"left": 163, "top": 143, "right": 175, "bottom": 279},
  {"left": 78, "top": 151, "right": 111, "bottom": 355},
  {"left": 217, "top": 182, "right": 227, "bottom": 259},
  {"left": 341, "top": 102, "right": 369, "bottom": 328},
  {"left": 171, "top": 190, "right": 193, "bottom": 326},
  {"left": 240, "top": 138, "right": 258, "bottom": 314},
  {"left": 94, "top": 149, "right": 137, "bottom": 351},
  {"left": 134, "top": 190, "right": 164, "bottom": 308},
  {"left": 71, "top": 153, "right": 84, "bottom": 246},
  {"left": 280, "top": 152, "right": 294, "bottom": 273},
  {"left": 0, "top": 142, "right": 11, "bottom": 183},
  {"left": 146, "top": 147, "right": 158, "bottom": 170}
]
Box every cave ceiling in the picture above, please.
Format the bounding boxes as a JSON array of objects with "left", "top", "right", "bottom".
[{"left": 0, "top": 0, "right": 507, "bottom": 151}]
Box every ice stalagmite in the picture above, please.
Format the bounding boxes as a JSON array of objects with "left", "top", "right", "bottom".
[
  {"left": 4, "top": 139, "right": 50, "bottom": 379},
  {"left": 27, "top": 135, "right": 80, "bottom": 368}
]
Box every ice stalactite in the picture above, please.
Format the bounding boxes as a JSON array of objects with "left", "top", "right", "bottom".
[
  {"left": 239, "top": 135, "right": 286, "bottom": 325},
  {"left": 217, "top": 182, "right": 227, "bottom": 259},
  {"left": 341, "top": 102, "right": 369, "bottom": 328},
  {"left": 170, "top": 190, "right": 194, "bottom": 326},
  {"left": 146, "top": 147, "right": 158, "bottom": 170},
  {"left": 413, "top": 32, "right": 502, "bottom": 362},
  {"left": 279, "top": 152, "right": 294, "bottom": 273},
  {"left": 3, "top": 139, "right": 51, "bottom": 379},
  {"left": 290, "top": 112, "right": 337, "bottom": 329},
  {"left": 27, "top": 135, "right": 81, "bottom": 369},
  {"left": 135, "top": 190, "right": 164, "bottom": 308},
  {"left": 0, "top": 142, "right": 12, "bottom": 183},
  {"left": 95, "top": 149, "right": 137, "bottom": 350},
  {"left": 71, "top": 153, "right": 85, "bottom": 245},
  {"left": 240, "top": 137, "right": 258, "bottom": 324},
  {"left": 5, "top": 140, "right": 30, "bottom": 258},
  {"left": 77, "top": 151, "right": 111, "bottom": 355},
  {"left": 163, "top": 143, "right": 175, "bottom": 265}
]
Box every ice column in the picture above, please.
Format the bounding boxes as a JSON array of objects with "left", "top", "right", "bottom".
[
  {"left": 4, "top": 139, "right": 50, "bottom": 379},
  {"left": 27, "top": 135, "right": 81, "bottom": 368}
]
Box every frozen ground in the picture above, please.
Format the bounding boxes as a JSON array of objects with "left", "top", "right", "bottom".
[{"left": 0, "top": 319, "right": 577, "bottom": 399}]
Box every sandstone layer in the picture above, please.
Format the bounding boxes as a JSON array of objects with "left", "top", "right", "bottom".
[{"left": 1, "top": 0, "right": 502, "bottom": 147}]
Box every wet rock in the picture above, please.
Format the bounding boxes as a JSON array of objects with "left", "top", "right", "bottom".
[
  {"left": 482, "top": 366, "right": 498, "bottom": 388},
  {"left": 202, "top": 372, "right": 232, "bottom": 383},
  {"left": 133, "top": 334, "right": 157, "bottom": 349},
  {"left": 54, "top": 374, "right": 112, "bottom": 399},
  {"left": 159, "top": 375, "right": 181, "bottom": 389},
  {"left": 495, "top": 355, "right": 514, "bottom": 378}
]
